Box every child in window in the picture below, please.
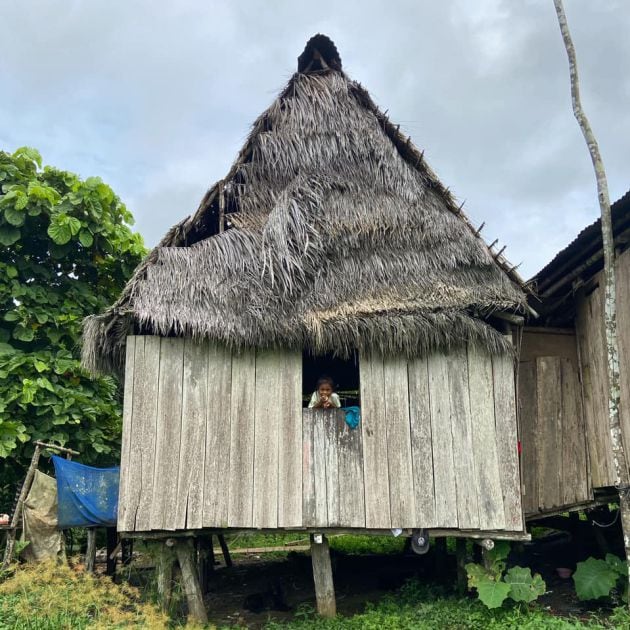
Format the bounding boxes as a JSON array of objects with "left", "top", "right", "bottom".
[{"left": 308, "top": 376, "right": 341, "bottom": 409}]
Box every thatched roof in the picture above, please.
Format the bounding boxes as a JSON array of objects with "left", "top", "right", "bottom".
[{"left": 83, "top": 34, "right": 528, "bottom": 375}]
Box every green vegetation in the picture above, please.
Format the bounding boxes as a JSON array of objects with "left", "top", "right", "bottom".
[
  {"left": 573, "top": 555, "right": 628, "bottom": 602},
  {"left": 0, "top": 561, "right": 168, "bottom": 629},
  {"left": 465, "top": 541, "right": 546, "bottom": 609},
  {"left": 265, "top": 581, "right": 629, "bottom": 629},
  {"left": 225, "top": 532, "right": 406, "bottom": 556},
  {"left": 0, "top": 147, "right": 145, "bottom": 503}
]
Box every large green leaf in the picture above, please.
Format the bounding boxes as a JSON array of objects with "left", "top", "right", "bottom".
[
  {"left": 4, "top": 206, "right": 25, "bottom": 226},
  {"left": 574, "top": 557, "right": 619, "bottom": 600},
  {"left": 47, "top": 221, "right": 72, "bottom": 245},
  {"left": 78, "top": 229, "right": 93, "bottom": 248},
  {"left": 476, "top": 578, "right": 511, "bottom": 609},
  {"left": 605, "top": 553, "right": 628, "bottom": 577},
  {"left": 504, "top": 566, "right": 546, "bottom": 603},
  {"left": 0, "top": 225, "right": 20, "bottom": 246}
]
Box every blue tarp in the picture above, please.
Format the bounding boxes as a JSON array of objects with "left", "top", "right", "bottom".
[{"left": 52, "top": 456, "right": 119, "bottom": 528}]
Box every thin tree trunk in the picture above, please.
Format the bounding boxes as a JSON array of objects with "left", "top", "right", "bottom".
[{"left": 553, "top": 0, "right": 630, "bottom": 600}]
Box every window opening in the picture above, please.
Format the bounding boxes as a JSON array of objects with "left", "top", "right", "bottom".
[{"left": 302, "top": 350, "right": 360, "bottom": 408}]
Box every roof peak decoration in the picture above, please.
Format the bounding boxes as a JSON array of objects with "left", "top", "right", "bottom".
[{"left": 297, "top": 34, "right": 342, "bottom": 73}]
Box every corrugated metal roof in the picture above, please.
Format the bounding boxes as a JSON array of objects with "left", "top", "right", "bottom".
[{"left": 532, "top": 189, "right": 630, "bottom": 296}]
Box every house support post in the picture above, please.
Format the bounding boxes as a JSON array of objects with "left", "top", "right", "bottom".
[
  {"left": 157, "top": 541, "right": 176, "bottom": 612},
  {"left": 310, "top": 533, "right": 336, "bottom": 618},
  {"left": 85, "top": 528, "right": 97, "bottom": 573},
  {"left": 196, "top": 536, "right": 213, "bottom": 595},
  {"left": 106, "top": 527, "right": 118, "bottom": 576},
  {"left": 217, "top": 533, "right": 233, "bottom": 567},
  {"left": 455, "top": 538, "right": 468, "bottom": 595},
  {"left": 175, "top": 539, "right": 208, "bottom": 624}
]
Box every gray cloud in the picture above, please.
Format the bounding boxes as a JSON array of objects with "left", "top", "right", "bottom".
[{"left": 1, "top": 0, "right": 628, "bottom": 277}]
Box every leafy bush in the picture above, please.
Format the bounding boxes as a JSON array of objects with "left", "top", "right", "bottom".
[
  {"left": 465, "top": 541, "right": 546, "bottom": 609},
  {"left": 573, "top": 555, "right": 628, "bottom": 602},
  {"left": 0, "top": 147, "right": 145, "bottom": 504},
  {"left": 0, "top": 561, "right": 167, "bottom": 629}
]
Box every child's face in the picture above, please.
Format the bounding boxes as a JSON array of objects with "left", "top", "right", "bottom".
[{"left": 318, "top": 383, "right": 333, "bottom": 398}]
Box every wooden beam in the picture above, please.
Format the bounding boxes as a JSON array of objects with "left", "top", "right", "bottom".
[
  {"left": 217, "top": 534, "right": 233, "bottom": 568},
  {"left": 176, "top": 539, "right": 208, "bottom": 624},
  {"left": 85, "top": 528, "right": 97, "bottom": 573},
  {"left": 157, "top": 542, "right": 175, "bottom": 612},
  {"left": 310, "top": 534, "right": 336, "bottom": 618},
  {"left": 456, "top": 538, "right": 468, "bottom": 595},
  {"left": 34, "top": 441, "right": 80, "bottom": 456}
]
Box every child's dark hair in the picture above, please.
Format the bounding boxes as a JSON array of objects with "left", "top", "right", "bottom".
[{"left": 316, "top": 375, "right": 335, "bottom": 390}]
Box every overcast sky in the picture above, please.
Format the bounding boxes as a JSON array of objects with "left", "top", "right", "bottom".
[{"left": 1, "top": 0, "right": 628, "bottom": 278}]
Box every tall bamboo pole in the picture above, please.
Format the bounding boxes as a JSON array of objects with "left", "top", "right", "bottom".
[{"left": 553, "top": 0, "right": 630, "bottom": 595}]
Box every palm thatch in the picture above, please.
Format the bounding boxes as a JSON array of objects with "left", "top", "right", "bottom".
[{"left": 83, "top": 34, "right": 528, "bottom": 375}]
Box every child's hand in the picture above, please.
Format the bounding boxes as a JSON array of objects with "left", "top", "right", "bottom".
[{"left": 323, "top": 400, "right": 332, "bottom": 409}]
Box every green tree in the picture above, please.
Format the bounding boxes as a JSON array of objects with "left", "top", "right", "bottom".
[{"left": 0, "top": 147, "right": 145, "bottom": 503}]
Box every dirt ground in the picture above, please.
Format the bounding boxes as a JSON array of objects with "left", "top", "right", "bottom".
[{"left": 201, "top": 550, "right": 435, "bottom": 628}]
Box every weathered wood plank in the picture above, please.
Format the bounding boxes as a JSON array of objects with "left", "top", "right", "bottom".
[
  {"left": 202, "top": 343, "right": 233, "bottom": 528},
  {"left": 576, "top": 288, "right": 616, "bottom": 486},
  {"left": 227, "top": 349, "right": 256, "bottom": 528},
  {"left": 312, "top": 410, "right": 329, "bottom": 526},
  {"left": 278, "top": 351, "right": 303, "bottom": 528},
  {"left": 427, "top": 353, "right": 458, "bottom": 527},
  {"left": 338, "top": 411, "right": 365, "bottom": 527},
  {"left": 324, "top": 412, "right": 340, "bottom": 527},
  {"left": 383, "top": 356, "right": 415, "bottom": 528},
  {"left": 117, "top": 336, "right": 136, "bottom": 532},
  {"left": 561, "top": 358, "right": 591, "bottom": 505},
  {"left": 174, "top": 339, "right": 209, "bottom": 530},
  {"left": 447, "top": 347, "right": 480, "bottom": 529},
  {"left": 302, "top": 409, "right": 316, "bottom": 527},
  {"left": 535, "top": 357, "right": 562, "bottom": 510},
  {"left": 133, "top": 336, "right": 161, "bottom": 532},
  {"left": 469, "top": 346, "right": 505, "bottom": 530},
  {"left": 150, "top": 338, "right": 185, "bottom": 531},
  {"left": 407, "top": 356, "right": 436, "bottom": 528},
  {"left": 517, "top": 361, "right": 538, "bottom": 515},
  {"left": 252, "top": 350, "right": 282, "bottom": 528},
  {"left": 359, "top": 354, "right": 391, "bottom": 529},
  {"left": 616, "top": 251, "right": 630, "bottom": 475},
  {"left": 492, "top": 353, "right": 524, "bottom": 531}
]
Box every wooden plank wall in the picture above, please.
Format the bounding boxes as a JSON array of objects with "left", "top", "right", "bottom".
[
  {"left": 575, "top": 248, "right": 630, "bottom": 487},
  {"left": 358, "top": 347, "right": 522, "bottom": 531},
  {"left": 517, "top": 329, "right": 592, "bottom": 515},
  {"left": 119, "top": 338, "right": 523, "bottom": 534}
]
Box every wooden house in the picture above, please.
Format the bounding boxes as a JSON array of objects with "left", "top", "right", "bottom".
[
  {"left": 83, "top": 35, "right": 533, "bottom": 616},
  {"left": 518, "top": 190, "right": 630, "bottom": 518}
]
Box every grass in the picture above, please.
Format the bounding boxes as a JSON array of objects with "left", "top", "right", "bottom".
[
  {"left": 224, "top": 532, "right": 407, "bottom": 556},
  {"left": 262, "top": 581, "right": 630, "bottom": 630}
]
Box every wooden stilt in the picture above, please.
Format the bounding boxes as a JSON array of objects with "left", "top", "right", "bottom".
[
  {"left": 157, "top": 543, "right": 175, "bottom": 612},
  {"left": 196, "top": 537, "right": 213, "bottom": 595},
  {"left": 456, "top": 538, "right": 468, "bottom": 595},
  {"left": 106, "top": 527, "right": 118, "bottom": 576},
  {"left": 85, "top": 528, "right": 97, "bottom": 573},
  {"left": 176, "top": 539, "right": 208, "bottom": 624},
  {"left": 310, "top": 534, "right": 336, "bottom": 618},
  {"left": 217, "top": 534, "right": 233, "bottom": 567}
]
